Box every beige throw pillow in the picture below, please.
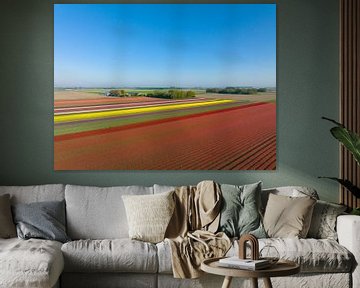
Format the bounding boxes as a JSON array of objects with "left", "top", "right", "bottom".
[
  {"left": 122, "top": 191, "right": 175, "bottom": 243},
  {"left": 0, "top": 194, "right": 16, "bottom": 238},
  {"left": 263, "top": 193, "right": 316, "bottom": 238}
]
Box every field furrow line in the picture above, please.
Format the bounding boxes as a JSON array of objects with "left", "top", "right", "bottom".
[
  {"left": 176, "top": 130, "right": 274, "bottom": 170},
  {"left": 236, "top": 138, "right": 276, "bottom": 170},
  {"left": 54, "top": 101, "right": 244, "bottom": 130},
  {"left": 54, "top": 98, "right": 211, "bottom": 115},
  {"left": 198, "top": 131, "right": 275, "bottom": 170},
  {"left": 54, "top": 102, "right": 268, "bottom": 141},
  {"left": 249, "top": 141, "right": 276, "bottom": 170},
  {"left": 54, "top": 96, "right": 163, "bottom": 108},
  {"left": 151, "top": 130, "right": 270, "bottom": 170},
  {"left": 219, "top": 134, "right": 276, "bottom": 170},
  {"left": 54, "top": 99, "right": 235, "bottom": 123},
  {"left": 231, "top": 135, "right": 276, "bottom": 170}
]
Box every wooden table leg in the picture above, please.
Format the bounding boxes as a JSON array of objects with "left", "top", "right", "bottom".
[
  {"left": 263, "top": 277, "right": 273, "bottom": 288},
  {"left": 221, "top": 276, "right": 233, "bottom": 288},
  {"left": 251, "top": 278, "right": 258, "bottom": 288}
]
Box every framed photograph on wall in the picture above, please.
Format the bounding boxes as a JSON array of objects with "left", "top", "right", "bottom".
[{"left": 54, "top": 3, "right": 276, "bottom": 170}]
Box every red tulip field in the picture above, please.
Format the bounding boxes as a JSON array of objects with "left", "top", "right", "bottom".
[{"left": 54, "top": 91, "right": 276, "bottom": 170}]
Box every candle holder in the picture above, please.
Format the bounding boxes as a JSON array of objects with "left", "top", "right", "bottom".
[{"left": 238, "top": 234, "right": 259, "bottom": 260}]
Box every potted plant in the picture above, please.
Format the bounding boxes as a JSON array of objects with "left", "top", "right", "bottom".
[{"left": 320, "top": 117, "right": 360, "bottom": 215}]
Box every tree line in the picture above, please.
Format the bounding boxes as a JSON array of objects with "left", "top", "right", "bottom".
[
  {"left": 206, "top": 87, "right": 267, "bottom": 95},
  {"left": 107, "top": 89, "right": 196, "bottom": 99},
  {"left": 147, "top": 90, "right": 195, "bottom": 99},
  {"left": 108, "top": 90, "right": 126, "bottom": 97}
]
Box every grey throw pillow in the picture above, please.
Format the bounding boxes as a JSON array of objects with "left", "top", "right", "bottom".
[
  {"left": 0, "top": 194, "right": 16, "bottom": 238},
  {"left": 218, "top": 182, "right": 266, "bottom": 238},
  {"left": 307, "top": 200, "right": 347, "bottom": 240},
  {"left": 12, "top": 200, "right": 70, "bottom": 243}
]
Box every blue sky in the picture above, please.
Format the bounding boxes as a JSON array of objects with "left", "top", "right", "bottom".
[{"left": 54, "top": 4, "right": 276, "bottom": 88}]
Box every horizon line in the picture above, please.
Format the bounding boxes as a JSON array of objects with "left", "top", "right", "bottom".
[{"left": 54, "top": 86, "right": 277, "bottom": 89}]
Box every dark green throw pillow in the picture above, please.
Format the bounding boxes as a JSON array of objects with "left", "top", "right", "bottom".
[
  {"left": 12, "top": 200, "right": 70, "bottom": 243},
  {"left": 218, "top": 182, "right": 266, "bottom": 238}
]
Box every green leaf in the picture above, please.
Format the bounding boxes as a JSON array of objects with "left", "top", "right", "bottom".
[
  {"left": 318, "top": 177, "right": 360, "bottom": 198},
  {"left": 321, "top": 116, "right": 344, "bottom": 127},
  {"left": 351, "top": 208, "right": 360, "bottom": 215},
  {"left": 330, "top": 127, "right": 360, "bottom": 165},
  {"left": 322, "top": 117, "right": 360, "bottom": 165}
]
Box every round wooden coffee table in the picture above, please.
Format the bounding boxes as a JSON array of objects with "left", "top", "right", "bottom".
[{"left": 201, "top": 257, "right": 300, "bottom": 288}]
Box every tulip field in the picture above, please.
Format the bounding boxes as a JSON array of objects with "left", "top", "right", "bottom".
[{"left": 54, "top": 91, "right": 276, "bottom": 170}]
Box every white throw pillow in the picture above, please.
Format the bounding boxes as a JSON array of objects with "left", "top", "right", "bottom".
[{"left": 122, "top": 191, "right": 175, "bottom": 243}]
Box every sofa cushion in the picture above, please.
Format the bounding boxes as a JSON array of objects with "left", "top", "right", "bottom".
[
  {"left": 61, "top": 239, "right": 158, "bottom": 273},
  {"left": 262, "top": 238, "right": 354, "bottom": 273},
  {"left": 61, "top": 273, "right": 157, "bottom": 288},
  {"left": 153, "top": 184, "right": 176, "bottom": 194},
  {"left": 0, "top": 238, "right": 64, "bottom": 288},
  {"left": 0, "top": 194, "right": 16, "bottom": 238},
  {"left": 65, "top": 185, "right": 153, "bottom": 239},
  {"left": 157, "top": 238, "right": 353, "bottom": 274},
  {"left": 157, "top": 240, "right": 173, "bottom": 274},
  {"left": 235, "top": 238, "right": 353, "bottom": 273},
  {"left": 0, "top": 184, "right": 65, "bottom": 204}
]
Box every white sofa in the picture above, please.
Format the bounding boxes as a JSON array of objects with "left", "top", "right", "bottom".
[{"left": 0, "top": 184, "right": 358, "bottom": 288}]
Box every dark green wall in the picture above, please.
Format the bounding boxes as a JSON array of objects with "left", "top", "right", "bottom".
[{"left": 0, "top": 0, "right": 340, "bottom": 202}]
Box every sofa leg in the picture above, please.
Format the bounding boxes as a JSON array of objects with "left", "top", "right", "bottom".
[{"left": 251, "top": 278, "right": 258, "bottom": 288}]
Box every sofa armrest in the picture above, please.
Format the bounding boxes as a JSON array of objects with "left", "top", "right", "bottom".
[{"left": 337, "top": 215, "right": 360, "bottom": 288}]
